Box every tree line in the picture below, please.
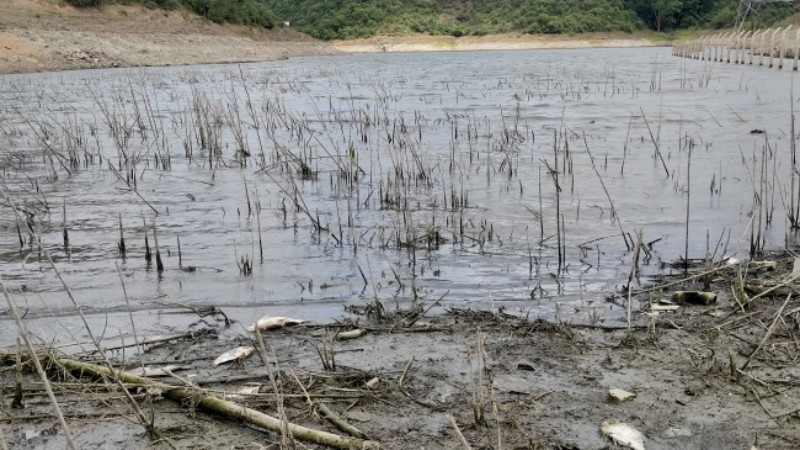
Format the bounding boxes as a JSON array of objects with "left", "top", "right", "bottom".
[{"left": 67, "top": 0, "right": 798, "bottom": 39}]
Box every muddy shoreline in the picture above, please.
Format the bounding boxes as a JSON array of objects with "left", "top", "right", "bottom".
[{"left": 2, "top": 254, "right": 800, "bottom": 449}]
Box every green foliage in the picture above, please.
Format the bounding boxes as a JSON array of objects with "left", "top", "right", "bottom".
[
  {"left": 63, "top": 0, "right": 800, "bottom": 38},
  {"left": 65, "top": 0, "right": 104, "bottom": 7},
  {"left": 65, "top": 0, "right": 275, "bottom": 28},
  {"left": 185, "top": 0, "right": 276, "bottom": 28}
]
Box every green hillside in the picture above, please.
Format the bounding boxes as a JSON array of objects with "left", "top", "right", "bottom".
[
  {"left": 67, "top": 0, "right": 799, "bottom": 39},
  {"left": 261, "top": 0, "right": 799, "bottom": 38}
]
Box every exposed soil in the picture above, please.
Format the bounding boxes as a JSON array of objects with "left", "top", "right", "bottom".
[
  {"left": 0, "top": 0, "right": 336, "bottom": 74},
  {"left": 2, "top": 254, "right": 800, "bottom": 449}
]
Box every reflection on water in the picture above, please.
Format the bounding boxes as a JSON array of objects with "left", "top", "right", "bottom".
[{"left": 0, "top": 47, "right": 795, "bottom": 346}]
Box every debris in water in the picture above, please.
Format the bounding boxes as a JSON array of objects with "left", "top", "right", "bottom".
[
  {"left": 246, "top": 316, "right": 305, "bottom": 332},
  {"left": 213, "top": 346, "right": 255, "bottom": 366},
  {"left": 600, "top": 419, "right": 645, "bottom": 450}
]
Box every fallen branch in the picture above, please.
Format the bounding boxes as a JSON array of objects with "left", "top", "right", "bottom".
[{"left": 56, "top": 358, "right": 380, "bottom": 450}]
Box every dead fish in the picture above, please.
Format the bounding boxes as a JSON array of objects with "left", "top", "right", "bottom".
[
  {"left": 335, "top": 328, "right": 367, "bottom": 341},
  {"left": 600, "top": 420, "right": 645, "bottom": 450},
  {"left": 213, "top": 346, "right": 255, "bottom": 366},
  {"left": 130, "top": 364, "right": 187, "bottom": 377},
  {"left": 246, "top": 316, "right": 304, "bottom": 333}
]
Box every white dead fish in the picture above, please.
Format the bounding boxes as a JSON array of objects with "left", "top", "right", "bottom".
[
  {"left": 130, "top": 365, "right": 187, "bottom": 377},
  {"left": 336, "top": 328, "right": 367, "bottom": 341},
  {"left": 600, "top": 420, "right": 645, "bottom": 450},
  {"left": 213, "top": 346, "right": 255, "bottom": 366},
  {"left": 246, "top": 316, "right": 304, "bottom": 333}
]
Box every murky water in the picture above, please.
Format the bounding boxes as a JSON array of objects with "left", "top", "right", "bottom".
[{"left": 0, "top": 47, "right": 796, "bottom": 347}]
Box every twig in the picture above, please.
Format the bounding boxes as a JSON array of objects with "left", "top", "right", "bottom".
[
  {"left": 741, "top": 293, "right": 793, "bottom": 370},
  {"left": 397, "top": 357, "right": 415, "bottom": 388},
  {"left": 447, "top": 413, "right": 473, "bottom": 450}
]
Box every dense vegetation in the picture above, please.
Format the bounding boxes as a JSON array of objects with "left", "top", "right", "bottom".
[
  {"left": 66, "top": 0, "right": 799, "bottom": 39},
  {"left": 65, "top": 0, "right": 277, "bottom": 28}
]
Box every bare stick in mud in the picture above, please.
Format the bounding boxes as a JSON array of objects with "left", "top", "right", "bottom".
[
  {"left": 143, "top": 216, "right": 152, "bottom": 265},
  {"left": 626, "top": 230, "right": 644, "bottom": 335},
  {"left": 447, "top": 414, "right": 473, "bottom": 450},
  {"left": 62, "top": 198, "right": 69, "bottom": 257},
  {"left": 56, "top": 358, "right": 381, "bottom": 450},
  {"left": 118, "top": 213, "right": 126, "bottom": 258}
]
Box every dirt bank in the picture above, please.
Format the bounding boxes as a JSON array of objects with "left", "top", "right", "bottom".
[{"left": 0, "top": 0, "right": 337, "bottom": 74}]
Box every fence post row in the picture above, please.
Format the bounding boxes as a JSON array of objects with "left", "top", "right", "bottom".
[{"left": 676, "top": 26, "right": 800, "bottom": 71}]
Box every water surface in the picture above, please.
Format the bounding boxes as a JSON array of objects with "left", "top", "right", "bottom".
[{"left": 0, "top": 47, "right": 795, "bottom": 347}]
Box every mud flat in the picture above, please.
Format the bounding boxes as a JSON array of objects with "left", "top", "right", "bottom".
[{"left": 2, "top": 254, "right": 800, "bottom": 449}]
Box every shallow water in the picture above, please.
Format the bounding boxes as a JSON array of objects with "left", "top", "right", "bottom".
[{"left": 0, "top": 47, "right": 796, "bottom": 347}]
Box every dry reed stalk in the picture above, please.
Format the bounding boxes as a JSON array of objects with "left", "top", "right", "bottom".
[
  {"left": 448, "top": 413, "right": 473, "bottom": 450},
  {"left": 253, "top": 328, "right": 294, "bottom": 447},
  {"left": 626, "top": 230, "right": 644, "bottom": 335}
]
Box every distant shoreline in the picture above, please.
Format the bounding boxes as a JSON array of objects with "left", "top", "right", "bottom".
[{"left": 330, "top": 33, "right": 667, "bottom": 54}]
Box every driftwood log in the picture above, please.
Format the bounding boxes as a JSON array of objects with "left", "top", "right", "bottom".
[{"left": 57, "top": 358, "right": 380, "bottom": 450}]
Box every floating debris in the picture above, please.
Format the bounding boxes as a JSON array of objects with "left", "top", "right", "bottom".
[
  {"left": 600, "top": 420, "right": 645, "bottom": 450},
  {"left": 213, "top": 346, "right": 255, "bottom": 366},
  {"left": 246, "top": 316, "right": 305, "bottom": 333}
]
